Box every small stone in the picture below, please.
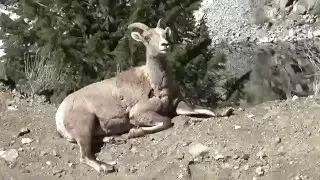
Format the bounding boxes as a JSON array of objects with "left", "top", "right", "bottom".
[
  {"left": 292, "top": 95, "right": 299, "bottom": 101},
  {"left": 307, "top": 132, "right": 312, "bottom": 136},
  {"left": 214, "top": 154, "right": 224, "bottom": 160},
  {"left": 68, "top": 163, "right": 75, "bottom": 168},
  {"left": 21, "top": 169, "right": 31, "bottom": 173},
  {"left": 313, "top": 30, "right": 320, "bottom": 37},
  {"left": 292, "top": 2, "right": 307, "bottom": 14},
  {"left": 46, "top": 161, "right": 52, "bottom": 166},
  {"left": 293, "top": 175, "right": 303, "bottom": 180},
  {"left": 275, "top": 137, "right": 281, "bottom": 144},
  {"left": 258, "top": 37, "right": 270, "bottom": 43},
  {"left": 255, "top": 166, "right": 264, "bottom": 176},
  {"left": 129, "top": 167, "right": 138, "bottom": 174},
  {"left": 40, "top": 151, "right": 48, "bottom": 156},
  {"left": 0, "top": 150, "right": 5, "bottom": 157},
  {"left": 107, "top": 161, "right": 117, "bottom": 166},
  {"left": 256, "top": 151, "right": 266, "bottom": 159},
  {"left": 242, "top": 154, "right": 250, "bottom": 160},
  {"left": 238, "top": 108, "right": 245, "bottom": 111},
  {"left": 232, "top": 154, "right": 240, "bottom": 160},
  {"left": 175, "top": 152, "right": 185, "bottom": 160},
  {"left": 288, "top": 29, "right": 296, "bottom": 37},
  {"left": 7, "top": 106, "right": 18, "bottom": 111},
  {"left": 21, "top": 138, "right": 33, "bottom": 145},
  {"left": 188, "top": 143, "right": 209, "bottom": 158},
  {"left": 130, "top": 147, "right": 138, "bottom": 154},
  {"left": 234, "top": 125, "right": 241, "bottom": 130},
  {"left": 9, "top": 140, "right": 15, "bottom": 146},
  {"left": 1, "top": 149, "right": 18, "bottom": 162},
  {"left": 248, "top": 114, "right": 255, "bottom": 118},
  {"left": 52, "top": 150, "right": 58, "bottom": 157},
  {"left": 18, "top": 128, "right": 30, "bottom": 137},
  {"left": 102, "top": 136, "right": 115, "bottom": 144},
  {"left": 234, "top": 166, "right": 239, "bottom": 170},
  {"left": 307, "top": 30, "right": 313, "bottom": 39},
  {"left": 52, "top": 168, "right": 64, "bottom": 176}
]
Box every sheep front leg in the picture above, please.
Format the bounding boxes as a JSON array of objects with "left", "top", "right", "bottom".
[{"left": 127, "top": 111, "right": 173, "bottom": 139}]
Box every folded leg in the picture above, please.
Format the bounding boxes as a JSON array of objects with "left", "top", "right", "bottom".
[{"left": 127, "top": 111, "right": 173, "bottom": 139}]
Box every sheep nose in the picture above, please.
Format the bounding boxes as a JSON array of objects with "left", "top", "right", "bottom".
[{"left": 161, "top": 42, "right": 169, "bottom": 47}]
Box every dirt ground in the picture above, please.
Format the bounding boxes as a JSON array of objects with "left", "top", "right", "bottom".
[{"left": 1, "top": 92, "right": 320, "bottom": 180}]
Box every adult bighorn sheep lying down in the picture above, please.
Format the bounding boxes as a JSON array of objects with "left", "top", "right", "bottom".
[{"left": 55, "top": 19, "right": 216, "bottom": 173}]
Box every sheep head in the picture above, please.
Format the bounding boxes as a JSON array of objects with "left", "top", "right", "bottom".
[{"left": 128, "top": 19, "right": 172, "bottom": 57}]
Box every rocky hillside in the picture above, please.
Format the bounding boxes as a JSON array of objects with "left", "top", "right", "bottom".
[
  {"left": 1, "top": 84, "right": 320, "bottom": 179},
  {"left": 194, "top": 0, "right": 320, "bottom": 78}
]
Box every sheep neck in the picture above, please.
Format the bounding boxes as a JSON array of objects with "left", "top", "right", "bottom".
[{"left": 146, "top": 54, "right": 171, "bottom": 91}]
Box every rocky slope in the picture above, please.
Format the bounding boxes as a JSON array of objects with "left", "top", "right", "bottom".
[
  {"left": 194, "top": 0, "right": 320, "bottom": 78},
  {"left": 1, "top": 90, "right": 320, "bottom": 179}
]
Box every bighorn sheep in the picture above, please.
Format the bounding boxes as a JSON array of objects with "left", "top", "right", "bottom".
[
  {"left": 254, "top": 47, "right": 316, "bottom": 99},
  {"left": 55, "top": 19, "right": 216, "bottom": 174}
]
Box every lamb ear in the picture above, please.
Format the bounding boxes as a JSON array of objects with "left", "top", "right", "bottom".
[
  {"left": 131, "top": 32, "right": 144, "bottom": 42},
  {"left": 165, "top": 27, "right": 172, "bottom": 37}
]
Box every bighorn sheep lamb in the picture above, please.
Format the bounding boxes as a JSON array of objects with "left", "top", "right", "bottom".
[
  {"left": 55, "top": 19, "right": 216, "bottom": 173},
  {"left": 254, "top": 47, "right": 317, "bottom": 99}
]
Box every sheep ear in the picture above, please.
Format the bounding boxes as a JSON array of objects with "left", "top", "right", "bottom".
[
  {"left": 165, "top": 27, "right": 172, "bottom": 37},
  {"left": 131, "top": 32, "right": 144, "bottom": 42}
]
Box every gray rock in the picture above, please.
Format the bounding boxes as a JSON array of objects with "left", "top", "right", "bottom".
[
  {"left": 21, "top": 138, "right": 33, "bottom": 145},
  {"left": 0, "top": 149, "right": 18, "bottom": 162},
  {"left": 292, "top": 2, "right": 307, "bottom": 14},
  {"left": 255, "top": 166, "right": 265, "bottom": 176},
  {"left": 188, "top": 143, "right": 209, "bottom": 157},
  {"left": 313, "top": 30, "right": 320, "bottom": 37}
]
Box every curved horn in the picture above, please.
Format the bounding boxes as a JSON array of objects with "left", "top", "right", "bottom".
[
  {"left": 128, "top": 22, "right": 149, "bottom": 31},
  {"left": 157, "top": 18, "right": 162, "bottom": 28}
]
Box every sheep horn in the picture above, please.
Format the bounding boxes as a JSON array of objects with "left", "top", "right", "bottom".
[
  {"left": 157, "top": 18, "right": 162, "bottom": 28},
  {"left": 128, "top": 22, "right": 149, "bottom": 31}
]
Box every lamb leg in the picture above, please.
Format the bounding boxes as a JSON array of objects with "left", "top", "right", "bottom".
[
  {"left": 176, "top": 100, "right": 216, "bottom": 117},
  {"left": 127, "top": 111, "right": 173, "bottom": 139}
]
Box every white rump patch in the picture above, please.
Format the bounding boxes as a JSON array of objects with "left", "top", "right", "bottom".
[{"left": 55, "top": 100, "right": 74, "bottom": 142}]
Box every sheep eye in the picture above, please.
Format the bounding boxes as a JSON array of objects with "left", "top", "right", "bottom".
[{"left": 144, "top": 36, "right": 151, "bottom": 42}]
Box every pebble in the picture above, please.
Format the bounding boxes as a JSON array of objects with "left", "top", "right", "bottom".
[
  {"left": 52, "top": 150, "right": 59, "bottom": 157},
  {"left": 255, "top": 166, "right": 264, "bottom": 176},
  {"left": 256, "top": 151, "right": 266, "bottom": 159},
  {"left": 21, "top": 138, "right": 33, "bottom": 145},
  {"left": 313, "top": 30, "right": 320, "bottom": 37},
  {"left": 232, "top": 154, "right": 240, "bottom": 160},
  {"left": 214, "top": 154, "right": 224, "bottom": 160},
  {"left": 248, "top": 114, "right": 255, "bottom": 118},
  {"left": 68, "top": 162, "right": 75, "bottom": 168},
  {"left": 0, "top": 149, "right": 18, "bottom": 162},
  {"left": 274, "top": 137, "right": 282, "bottom": 144},
  {"left": 188, "top": 143, "right": 209, "bottom": 158},
  {"left": 40, "top": 151, "right": 48, "bottom": 156},
  {"left": 292, "top": 95, "right": 299, "bottom": 101},
  {"left": 242, "top": 154, "right": 250, "bottom": 160}
]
